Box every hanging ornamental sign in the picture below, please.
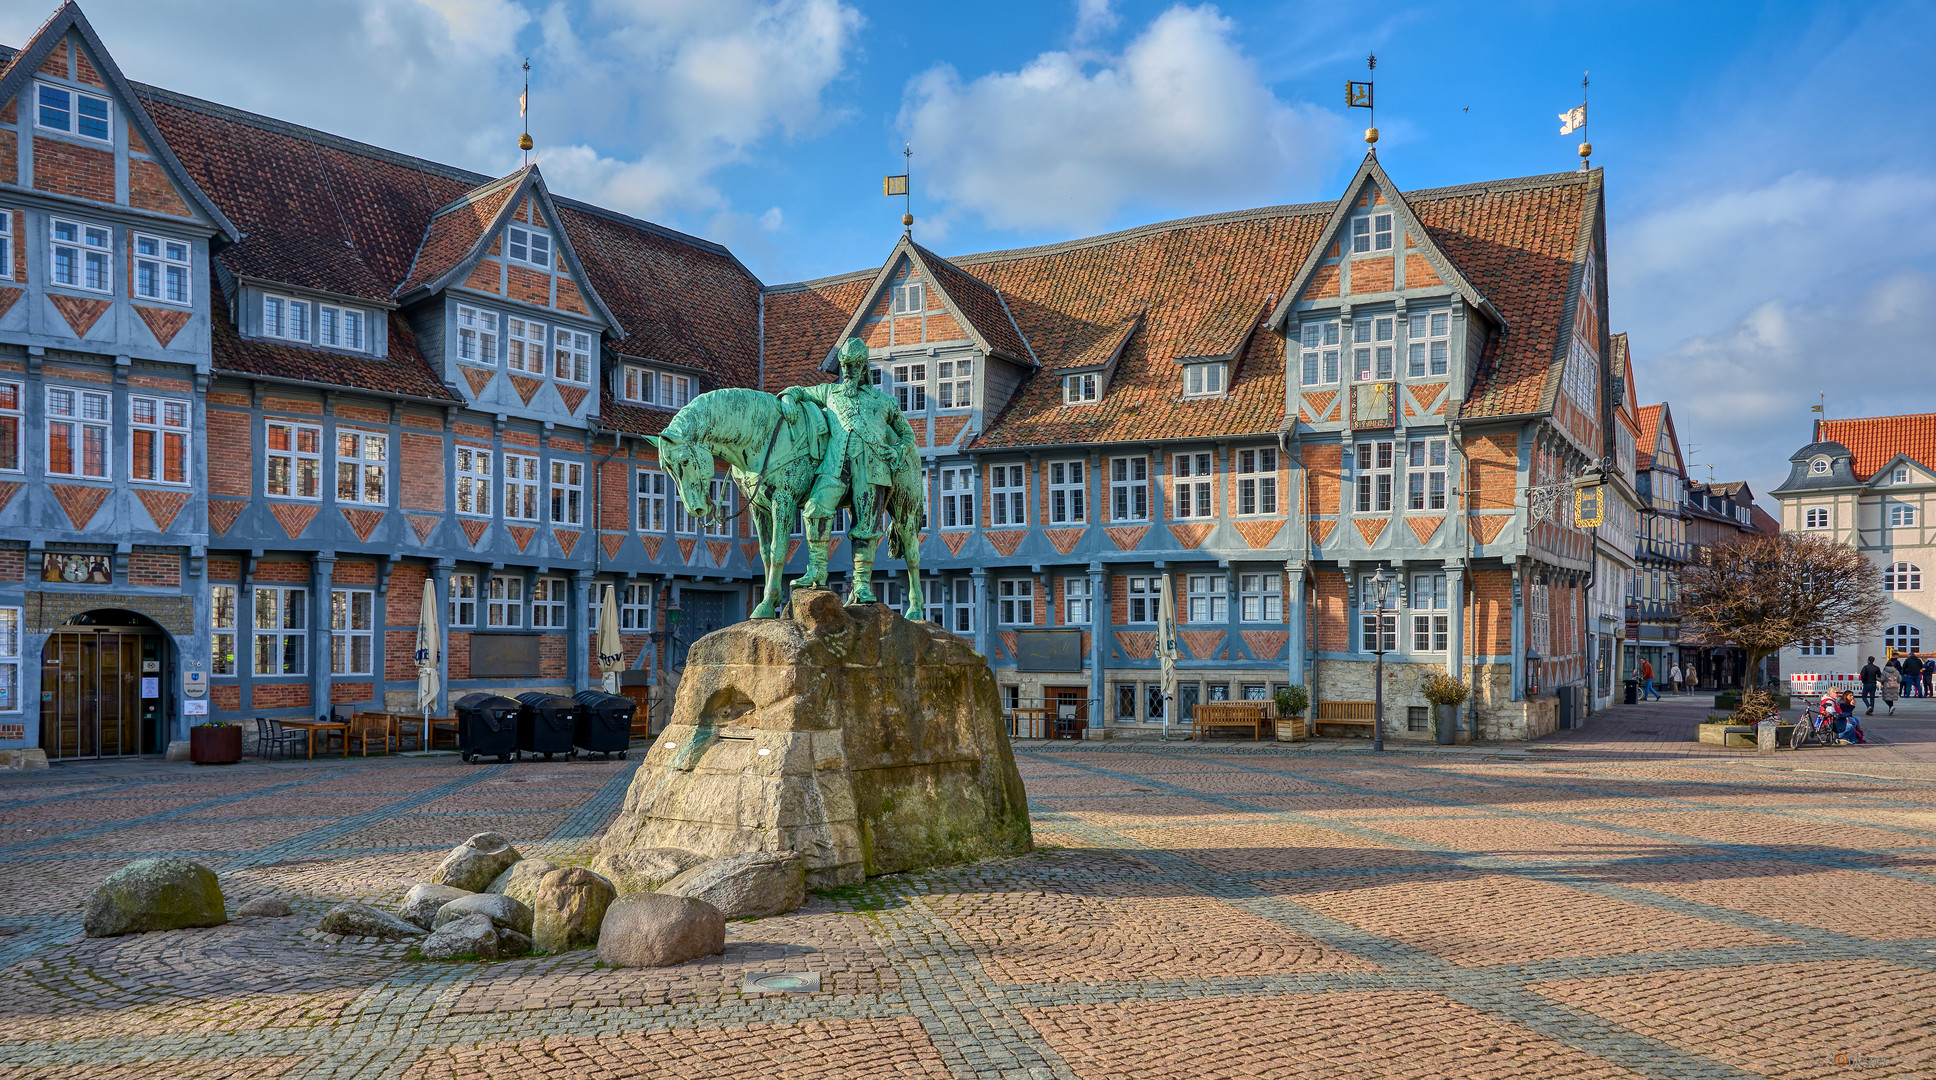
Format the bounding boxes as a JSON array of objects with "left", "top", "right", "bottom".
[{"left": 1573, "top": 486, "right": 1606, "bottom": 529}]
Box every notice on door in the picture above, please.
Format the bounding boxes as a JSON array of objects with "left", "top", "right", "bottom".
[
  {"left": 183, "top": 700, "right": 208, "bottom": 716},
  {"left": 141, "top": 677, "right": 159, "bottom": 699}
]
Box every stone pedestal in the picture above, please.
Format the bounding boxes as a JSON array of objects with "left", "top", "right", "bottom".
[{"left": 598, "top": 591, "right": 1032, "bottom": 888}]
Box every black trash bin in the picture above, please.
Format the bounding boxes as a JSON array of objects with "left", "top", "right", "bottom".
[
  {"left": 515, "top": 693, "right": 579, "bottom": 760},
  {"left": 571, "top": 690, "right": 635, "bottom": 759},
  {"left": 454, "top": 693, "right": 521, "bottom": 763},
  {"left": 1623, "top": 678, "right": 1638, "bottom": 705}
]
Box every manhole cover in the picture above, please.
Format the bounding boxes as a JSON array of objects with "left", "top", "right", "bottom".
[{"left": 742, "top": 972, "right": 821, "bottom": 995}]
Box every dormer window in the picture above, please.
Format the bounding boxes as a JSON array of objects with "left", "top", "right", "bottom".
[
  {"left": 891, "top": 281, "right": 925, "bottom": 315},
  {"left": 1894, "top": 467, "right": 1910, "bottom": 484},
  {"left": 262, "top": 294, "right": 311, "bottom": 341},
  {"left": 1351, "top": 212, "right": 1393, "bottom": 254},
  {"left": 1183, "top": 362, "right": 1226, "bottom": 398},
  {"left": 507, "top": 226, "right": 551, "bottom": 269},
  {"left": 37, "top": 83, "right": 112, "bottom": 143},
  {"left": 1064, "top": 373, "right": 1098, "bottom": 405},
  {"left": 318, "top": 305, "right": 367, "bottom": 352},
  {"left": 1809, "top": 458, "right": 1830, "bottom": 475},
  {"left": 622, "top": 365, "right": 693, "bottom": 409}
]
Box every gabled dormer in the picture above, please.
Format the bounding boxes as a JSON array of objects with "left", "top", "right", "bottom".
[
  {"left": 817, "top": 236, "right": 1033, "bottom": 447},
  {"left": 0, "top": 1, "right": 238, "bottom": 360},
  {"left": 394, "top": 165, "right": 621, "bottom": 422},
  {"left": 1056, "top": 308, "right": 1142, "bottom": 407},
  {"left": 1269, "top": 153, "right": 1499, "bottom": 433},
  {"left": 1866, "top": 454, "right": 1934, "bottom": 491}
]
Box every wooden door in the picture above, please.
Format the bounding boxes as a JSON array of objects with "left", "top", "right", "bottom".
[
  {"left": 1044, "top": 686, "right": 1087, "bottom": 740},
  {"left": 41, "top": 631, "right": 146, "bottom": 760}
]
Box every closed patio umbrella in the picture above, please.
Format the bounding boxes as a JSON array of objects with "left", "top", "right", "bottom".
[
  {"left": 598, "top": 584, "right": 625, "bottom": 694},
  {"left": 415, "top": 578, "right": 441, "bottom": 747},
  {"left": 1158, "top": 571, "right": 1178, "bottom": 741}
]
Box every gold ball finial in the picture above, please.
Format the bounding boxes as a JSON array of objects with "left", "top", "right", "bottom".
[
  {"left": 902, "top": 212, "right": 914, "bottom": 227},
  {"left": 519, "top": 132, "right": 533, "bottom": 152},
  {"left": 1364, "top": 127, "right": 1379, "bottom": 147},
  {"left": 1578, "top": 141, "right": 1592, "bottom": 159}
]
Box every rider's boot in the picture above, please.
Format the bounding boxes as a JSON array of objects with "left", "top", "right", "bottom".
[
  {"left": 849, "top": 541, "right": 879, "bottom": 605},
  {"left": 793, "top": 517, "right": 832, "bottom": 589}
]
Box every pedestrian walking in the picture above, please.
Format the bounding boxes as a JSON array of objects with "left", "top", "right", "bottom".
[
  {"left": 1669, "top": 663, "right": 1684, "bottom": 696},
  {"left": 1882, "top": 664, "right": 1901, "bottom": 715},
  {"left": 1861, "top": 656, "right": 1882, "bottom": 715},
  {"left": 1905, "top": 653, "right": 1926, "bottom": 698},
  {"left": 1640, "top": 659, "right": 1661, "bottom": 701}
]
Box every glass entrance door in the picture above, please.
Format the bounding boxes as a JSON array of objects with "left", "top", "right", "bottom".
[{"left": 41, "top": 631, "right": 147, "bottom": 759}]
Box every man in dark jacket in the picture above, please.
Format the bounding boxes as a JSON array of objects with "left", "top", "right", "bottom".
[
  {"left": 1861, "top": 657, "right": 1882, "bottom": 714},
  {"left": 1905, "top": 654, "right": 1926, "bottom": 699}
]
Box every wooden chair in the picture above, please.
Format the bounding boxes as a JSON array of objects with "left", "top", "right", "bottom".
[
  {"left": 347, "top": 712, "right": 395, "bottom": 756},
  {"left": 388, "top": 713, "right": 424, "bottom": 753}
]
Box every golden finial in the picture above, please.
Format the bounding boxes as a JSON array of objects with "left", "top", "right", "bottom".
[
  {"left": 1365, "top": 127, "right": 1379, "bottom": 147},
  {"left": 1578, "top": 142, "right": 1592, "bottom": 160},
  {"left": 902, "top": 212, "right": 914, "bottom": 227},
  {"left": 519, "top": 132, "right": 534, "bottom": 152}
]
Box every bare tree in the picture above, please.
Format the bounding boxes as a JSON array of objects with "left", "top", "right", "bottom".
[{"left": 1679, "top": 533, "right": 1888, "bottom": 687}]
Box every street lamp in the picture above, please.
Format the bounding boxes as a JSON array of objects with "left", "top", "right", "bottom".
[{"left": 1369, "top": 568, "right": 1393, "bottom": 752}]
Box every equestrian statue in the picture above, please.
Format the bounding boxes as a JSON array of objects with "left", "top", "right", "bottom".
[{"left": 645, "top": 337, "right": 926, "bottom": 621}]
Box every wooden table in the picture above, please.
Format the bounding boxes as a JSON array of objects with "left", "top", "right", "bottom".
[{"left": 279, "top": 718, "right": 350, "bottom": 759}]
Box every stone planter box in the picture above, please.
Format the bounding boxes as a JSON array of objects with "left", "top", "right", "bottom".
[
  {"left": 1698, "top": 723, "right": 1794, "bottom": 748},
  {"left": 1714, "top": 692, "right": 1790, "bottom": 711},
  {"left": 189, "top": 725, "right": 243, "bottom": 765}
]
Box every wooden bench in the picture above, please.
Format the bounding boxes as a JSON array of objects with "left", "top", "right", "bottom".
[
  {"left": 1192, "top": 701, "right": 1275, "bottom": 741},
  {"left": 1008, "top": 708, "right": 1054, "bottom": 740},
  {"left": 1314, "top": 701, "right": 1378, "bottom": 738}
]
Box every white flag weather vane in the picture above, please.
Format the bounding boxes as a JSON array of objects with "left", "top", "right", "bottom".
[{"left": 1559, "top": 104, "right": 1586, "bottom": 135}]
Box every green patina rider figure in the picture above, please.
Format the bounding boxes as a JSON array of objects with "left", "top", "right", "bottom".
[{"left": 779, "top": 337, "right": 917, "bottom": 603}]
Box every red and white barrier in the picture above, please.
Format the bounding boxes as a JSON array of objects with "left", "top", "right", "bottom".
[{"left": 1788, "top": 672, "right": 1861, "bottom": 699}]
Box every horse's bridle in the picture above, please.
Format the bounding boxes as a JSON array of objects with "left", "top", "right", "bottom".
[{"left": 697, "top": 410, "right": 786, "bottom": 525}]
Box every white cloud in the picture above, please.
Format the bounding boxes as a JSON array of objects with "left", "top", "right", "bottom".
[
  {"left": 899, "top": 4, "right": 1341, "bottom": 233},
  {"left": 1, "top": 0, "right": 861, "bottom": 221},
  {"left": 1073, "top": 0, "right": 1118, "bottom": 42}
]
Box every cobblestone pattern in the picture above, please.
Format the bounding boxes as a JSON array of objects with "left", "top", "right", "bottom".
[{"left": 0, "top": 743, "right": 1934, "bottom": 1078}]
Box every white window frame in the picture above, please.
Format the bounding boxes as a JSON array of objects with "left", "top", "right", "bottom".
[
  {"left": 553, "top": 326, "right": 593, "bottom": 385},
  {"left": 1125, "top": 576, "right": 1160, "bottom": 625},
  {"left": 532, "top": 577, "right": 568, "bottom": 629},
  {"left": 503, "top": 453, "right": 540, "bottom": 521},
  {"left": 939, "top": 466, "right": 975, "bottom": 530},
  {"left": 1358, "top": 574, "right": 1399, "bottom": 653},
  {"left": 50, "top": 218, "right": 112, "bottom": 294},
  {"left": 456, "top": 446, "right": 492, "bottom": 516},
  {"left": 946, "top": 578, "right": 975, "bottom": 635},
  {"left": 0, "top": 381, "right": 18, "bottom": 473},
  {"left": 210, "top": 586, "right": 237, "bottom": 677},
  {"left": 1237, "top": 448, "right": 1277, "bottom": 516},
  {"left": 129, "top": 394, "right": 191, "bottom": 486},
  {"left": 997, "top": 579, "right": 1034, "bottom": 626},
  {"left": 449, "top": 573, "right": 478, "bottom": 628},
  {"left": 1407, "top": 310, "right": 1451, "bottom": 378},
  {"left": 45, "top": 386, "right": 111, "bottom": 480},
  {"left": 1173, "top": 452, "right": 1214, "bottom": 519},
  {"left": 318, "top": 304, "right": 368, "bottom": 353},
  {"left": 1804, "top": 507, "right": 1829, "bottom": 530},
  {"left": 1355, "top": 440, "right": 1394, "bottom": 513},
  {"left": 1240, "top": 573, "right": 1282, "bottom": 622},
  {"left": 937, "top": 357, "right": 973, "bottom": 409},
  {"left": 1047, "top": 460, "right": 1086, "bottom": 525},
  {"left": 1352, "top": 317, "right": 1396, "bottom": 382},
  {"left": 1351, "top": 211, "right": 1394, "bottom": 254},
  {"left": 892, "top": 362, "right": 927, "bottom": 412},
  {"left": 0, "top": 607, "right": 16, "bottom": 713},
  {"left": 132, "top": 233, "right": 192, "bottom": 306},
  {"left": 1111, "top": 456, "right": 1150, "bottom": 523},
  {"left": 636, "top": 468, "right": 668, "bottom": 532},
  {"left": 0, "top": 211, "right": 11, "bottom": 283},
  {"left": 620, "top": 582, "right": 653, "bottom": 631},
  {"left": 1063, "top": 372, "right": 1098, "bottom": 405},
  {"left": 1885, "top": 624, "right": 1921, "bottom": 655},
  {"left": 507, "top": 316, "right": 546, "bottom": 375},
  {"left": 36, "top": 82, "right": 112, "bottom": 143},
  {"left": 456, "top": 305, "right": 498, "bottom": 364},
  {"left": 1062, "top": 576, "right": 1093, "bottom": 624},
  {"left": 1298, "top": 319, "right": 1342, "bottom": 386},
  {"left": 1411, "top": 572, "right": 1449, "bottom": 653},
  {"left": 1183, "top": 362, "right": 1226, "bottom": 398},
  {"left": 330, "top": 588, "right": 374, "bottom": 676},
  {"left": 1893, "top": 466, "right": 1910, "bottom": 484},
  {"left": 266, "top": 420, "right": 323, "bottom": 499},
  {"left": 261, "top": 293, "right": 311, "bottom": 342},
  {"left": 334, "top": 430, "right": 388, "bottom": 506},
  {"left": 624, "top": 365, "right": 651, "bottom": 403},
  {"left": 989, "top": 464, "right": 1027, "bottom": 527},
  {"left": 1885, "top": 562, "right": 1921, "bottom": 592},
  {"left": 1889, "top": 503, "right": 1917, "bottom": 527},
  {"left": 549, "top": 459, "right": 584, "bottom": 526},
  {"left": 506, "top": 225, "right": 552, "bottom": 270},
  {"left": 253, "top": 586, "right": 307, "bottom": 676},
  {"left": 890, "top": 280, "right": 925, "bottom": 315},
  {"left": 1187, "top": 574, "right": 1227, "bottom": 623},
  {"left": 1798, "top": 637, "right": 1835, "bottom": 657},
  {"left": 487, "top": 574, "right": 525, "bottom": 629},
  {"left": 700, "top": 478, "right": 735, "bottom": 538},
  {"left": 1407, "top": 438, "right": 1447, "bottom": 512},
  {"left": 659, "top": 372, "right": 693, "bottom": 409}
]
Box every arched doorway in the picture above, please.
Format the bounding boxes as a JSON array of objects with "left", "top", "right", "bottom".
[{"left": 41, "top": 610, "right": 172, "bottom": 759}]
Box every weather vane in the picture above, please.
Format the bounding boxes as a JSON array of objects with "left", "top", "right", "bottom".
[
  {"left": 1559, "top": 71, "right": 1589, "bottom": 169},
  {"left": 1346, "top": 53, "right": 1376, "bottom": 150},
  {"left": 883, "top": 144, "right": 912, "bottom": 231},
  {"left": 519, "top": 58, "right": 533, "bottom": 164}
]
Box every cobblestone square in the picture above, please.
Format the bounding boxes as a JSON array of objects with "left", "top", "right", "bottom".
[{"left": 5, "top": 713, "right": 1936, "bottom": 1079}]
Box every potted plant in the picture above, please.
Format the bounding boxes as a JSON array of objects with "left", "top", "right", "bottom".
[
  {"left": 1274, "top": 685, "right": 1309, "bottom": 742},
  {"left": 1420, "top": 673, "right": 1469, "bottom": 745},
  {"left": 189, "top": 721, "right": 243, "bottom": 765}
]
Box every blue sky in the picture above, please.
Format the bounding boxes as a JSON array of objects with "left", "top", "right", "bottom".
[{"left": 8, "top": 0, "right": 1934, "bottom": 501}]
